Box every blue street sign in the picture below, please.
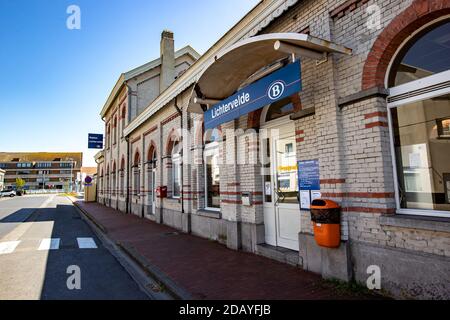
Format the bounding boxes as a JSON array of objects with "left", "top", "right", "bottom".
[
  {"left": 88, "top": 134, "right": 104, "bottom": 149},
  {"left": 204, "top": 60, "right": 302, "bottom": 129}
]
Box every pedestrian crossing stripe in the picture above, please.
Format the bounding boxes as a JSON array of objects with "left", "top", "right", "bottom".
[
  {"left": 0, "top": 237, "right": 98, "bottom": 255},
  {"left": 38, "top": 238, "right": 60, "bottom": 251},
  {"left": 77, "top": 237, "right": 98, "bottom": 249},
  {"left": 0, "top": 241, "right": 21, "bottom": 255}
]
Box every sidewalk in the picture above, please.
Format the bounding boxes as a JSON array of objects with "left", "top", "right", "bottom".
[{"left": 72, "top": 199, "right": 379, "bottom": 300}]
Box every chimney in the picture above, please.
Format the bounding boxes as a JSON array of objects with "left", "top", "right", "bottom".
[{"left": 160, "top": 30, "right": 176, "bottom": 93}]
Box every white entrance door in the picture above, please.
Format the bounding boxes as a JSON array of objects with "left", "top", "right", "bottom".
[{"left": 262, "top": 120, "right": 301, "bottom": 251}]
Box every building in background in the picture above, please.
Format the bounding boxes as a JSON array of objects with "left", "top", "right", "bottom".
[
  {"left": 0, "top": 152, "right": 82, "bottom": 191},
  {"left": 77, "top": 167, "right": 97, "bottom": 192},
  {"left": 0, "top": 169, "right": 4, "bottom": 191}
]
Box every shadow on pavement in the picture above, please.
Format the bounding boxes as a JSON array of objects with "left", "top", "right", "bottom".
[{"left": 0, "top": 202, "right": 148, "bottom": 300}]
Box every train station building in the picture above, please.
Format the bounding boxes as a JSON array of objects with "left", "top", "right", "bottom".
[{"left": 96, "top": 0, "right": 450, "bottom": 299}]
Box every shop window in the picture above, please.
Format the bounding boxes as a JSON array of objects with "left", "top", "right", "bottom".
[
  {"left": 391, "top": 94, "right": 450, "bottom": 214},
  {"left": 388, "top": 20, "right": 450, "bottom": 217},
  {"left": 389, "top": 20, "right": 450, "bottom": 87},
  {"left": 265, "top": 97, "right": 294, "bottom": 122},
  {"left": 204, "top": 142, "right": 220, "bottom": 210}
]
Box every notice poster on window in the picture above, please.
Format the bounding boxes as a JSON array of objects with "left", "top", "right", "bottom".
[
  {"left": 298, "top": 160, "right": 320, "bottom": 210},
  {"left": 300, "top": 190, "right": 311, "bottom": 209}
]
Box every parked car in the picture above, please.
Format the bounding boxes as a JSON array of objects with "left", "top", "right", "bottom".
[{"left": 0, "top": 190, "right": 16, "bottom": 198}]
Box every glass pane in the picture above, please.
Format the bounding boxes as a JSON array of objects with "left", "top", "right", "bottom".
[
  {"left": 263, "top": 139, "right": 272, "bottom": 203},
  {"left": 266, "top": 97, "right": 294, "bottom": 122},
  {"left": 392, "top": 21, "right": 450, "bottom": 86},
  {"left": 173, "top": 162, "right": 181, "bottom": 197},
  {"left": 275, "top": 137, "right": 298, "bottom": 204},
  {"left": 206, "top": 151, "right": 220, "bottom": 209},
  {"left": 392, "top": 94, "right": 450, "bottom": 212}
]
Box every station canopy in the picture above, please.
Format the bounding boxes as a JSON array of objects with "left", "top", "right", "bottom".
[{"left": 188, "top": 33, "right": 352, "bottom": 113}]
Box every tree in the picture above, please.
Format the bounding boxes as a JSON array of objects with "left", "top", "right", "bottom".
[{"left": 15, "top": 178, "right": 26, "bottom": 191}]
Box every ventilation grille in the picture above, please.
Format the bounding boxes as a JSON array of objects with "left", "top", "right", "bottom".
[{"left": 388, "top": 80, "right": 450, "bottom": 103}]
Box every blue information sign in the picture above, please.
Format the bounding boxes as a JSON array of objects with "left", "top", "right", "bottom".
[
  {"left": 298, "top": 160, "right": 320, "bottom": 191},
  {"left": 88, "top": 134, "right": 104, "bottom": 149},
  {"left": 204, "top": 60, "right": 302, "bottom": 129}
]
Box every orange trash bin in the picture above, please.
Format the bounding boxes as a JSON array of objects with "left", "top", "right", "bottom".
[{"left": 310, "top": 199, "right": 341, "bottom": 248}]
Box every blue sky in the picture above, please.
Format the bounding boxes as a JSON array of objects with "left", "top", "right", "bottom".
[{"left": 0, "top": 0, "right": 259, "bottom": 166}]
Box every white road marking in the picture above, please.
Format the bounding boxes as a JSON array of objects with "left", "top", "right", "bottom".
[
  {"left": 39, "top": 195, "right": 56, "bottom": 208},
  {"left": 0, "top": 241, "right": 21, "bottom": 255},
  {"left": 38, "top": 238, "right": 60, "bottom": 251},
  {"left": 77, "top": 237, "right": 97, "bottom": 249}
]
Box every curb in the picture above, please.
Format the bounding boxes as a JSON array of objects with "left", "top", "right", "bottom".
[
  {"left": 67, "top": 197, "right": 193, "bottom": 300},
  {"left": 71, "top": 200, "right": 108, "bottom": 234},
  {"left": 117, "top": 242, "right": 193, "bottom": 300}
]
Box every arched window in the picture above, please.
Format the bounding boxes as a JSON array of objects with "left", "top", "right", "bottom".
[
  {"left": 112, "top": 161, "right": 116, "bottom": 196},
  {"left": 171, "top": 140, "right": 182, "bottom": 199},
  {"left": 389, "top": 20, "right": 450, "bottom": 87},
  {"left": 265, "top": 97, "right": 295, "bottom": 122},
  {"left": 113, "top": 116, "right": 118, "bottom": 145},
  {"left": 106, "top": 124, "right": 111, "bottom": 148},
  {"left": 121, "top": 106, "right": 127, "bottom": 133},
  {"left": 133, "top": 151, "right": 141, "bottom": 196},
  {"left": 106, "top": 165, "right": 110, "bottom": 196},
  {"left": 387, "top": 19, "right": 450, "bottom": 217},
  {"left": 99, "top": 168, "right": 104, "bottom": 195},
  {"left": 120, "top": 157, "right": 125, "bottom": 196}
]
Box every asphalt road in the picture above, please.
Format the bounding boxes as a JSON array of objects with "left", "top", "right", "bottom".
[{"left": 0, "top": 194, "right": 149, "bottom": 300}]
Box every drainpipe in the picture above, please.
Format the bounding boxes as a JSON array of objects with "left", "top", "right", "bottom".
[{"left": 125, "top": 84, "right": 132, "bottom": 214}]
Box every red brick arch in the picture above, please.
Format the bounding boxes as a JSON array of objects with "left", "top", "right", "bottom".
[
  {"left": 147, "top": 141, "right": 158, "bottom": 162},
  {"left": 362, "top": 0, "right": 450, "bottom": 90}
]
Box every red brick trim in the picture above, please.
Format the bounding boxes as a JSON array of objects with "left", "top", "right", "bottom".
[
  {"left": 221, "top": 199, "right": 263, "bottom": 206},
  {"left": 131, "top": 136, "right": 141, "bottom": 144},
  {"left": 143, "top": 126, "right": 158, "bottom": 137},
  {"left": 222, "top": 200, "right": 242, "bottom": 205},
  {"left": 321, "top": 192, "right": 395, "bottom": 199},
  {"left": 330, "top": 0, "right": 369, "bottom": 19},
  {"left": 296, "top": 138, "right": 305, "bottom": 143},
  {"left": 364, "top": 112, "right": 387, "bottom": 120},
  {"left": 220, "top": 192, "right": 263, "bottom": 196},
  {"left": 295, "top": 130, "right": 305, "bottom": 136},
  {"left": 362, "top": 0, "right": 450, "bottom": 90},
  {"left": 320, "top": 179, "right": 346, "bottom": 184},
  {"left": 161, "top": 112, "right": 180, "bottom": 126},
  {"left": 365, "top": 121, "right": 388, "bottom": 129},
  {"left": 343, "top": 207, "right": 396, "bottom": 214}
]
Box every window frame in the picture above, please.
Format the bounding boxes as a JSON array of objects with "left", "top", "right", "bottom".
[
  {"left": 204, "top": 141, "right": 221, "bottom": 212},
  {"left": 387, "top": 73, "right": 450, "bottom": 218},
  {"left": 171, "top": 152, "right": 182, "bottom": 199}
]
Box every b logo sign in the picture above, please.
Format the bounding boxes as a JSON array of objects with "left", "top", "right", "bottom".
[{"left": 268, "top": 81, "right": 285, "bottom": 100}]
